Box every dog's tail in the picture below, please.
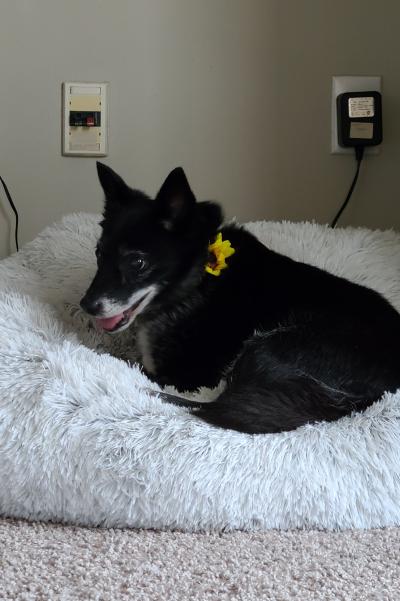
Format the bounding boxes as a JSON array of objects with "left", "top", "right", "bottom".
[
  {"left": 147, "top": 379, "right": 374, "bottom": 435},
  {"left": 146, "top": 388, "right": 204, "bottom": 409}
]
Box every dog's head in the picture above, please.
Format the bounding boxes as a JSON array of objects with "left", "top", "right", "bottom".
[{"left": 80, "top": 163, "right": 223, "bottom": 333}]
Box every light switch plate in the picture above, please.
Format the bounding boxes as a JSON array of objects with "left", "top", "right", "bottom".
[
  {"left": 331, "top": 75, "right": 381, "bottom": 155},
  {"left": 62, "top": 82, "right": 108, "bottom": 156}
]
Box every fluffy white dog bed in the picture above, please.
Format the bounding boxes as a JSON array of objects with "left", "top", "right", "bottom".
[{"left": 1, "top": 214, "right": 400, "bottom": 531}]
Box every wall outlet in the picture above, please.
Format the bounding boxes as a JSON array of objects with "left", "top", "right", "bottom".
[
  {"left": 331, "top": 76, "right": 381, "bottom": 155},
  {"left": 62, "top": 82, "right": 108, "bottom": 157}
]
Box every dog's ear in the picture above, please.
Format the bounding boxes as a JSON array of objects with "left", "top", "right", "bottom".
[
  {"left": 156, "top": 167, "right": 196, "bottom": 230},
  {"left": 96, "top": 162, "right": 130, "bottom": 205}
]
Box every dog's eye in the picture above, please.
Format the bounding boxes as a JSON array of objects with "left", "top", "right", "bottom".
[
  {"left": 120, "top": 250, "right": 148, "bottom": 274},
  {"left": 132, "top": 257, "right": 146, "bottom": 271}
]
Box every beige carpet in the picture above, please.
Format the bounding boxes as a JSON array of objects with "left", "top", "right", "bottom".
[{"left": 0, "top": 519, "right": 399, "bottom": 601}]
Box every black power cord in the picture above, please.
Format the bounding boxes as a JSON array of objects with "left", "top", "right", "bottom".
[
  {"left": 0, "top": 175, "right": 19, "bottom": 251},
  {"left": 331, "top": 146, "right": 364, "bottom": 229}
]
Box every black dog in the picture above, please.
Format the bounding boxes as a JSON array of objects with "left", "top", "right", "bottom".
[{"left": 80, "top": 163, "right": 400, "bottom": 434}]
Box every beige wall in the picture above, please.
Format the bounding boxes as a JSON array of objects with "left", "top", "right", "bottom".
[{"left": 1, "top": 0, "right": 400, "bottom": 259}]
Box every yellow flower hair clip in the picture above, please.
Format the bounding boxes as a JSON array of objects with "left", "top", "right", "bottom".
[{"left": 205, "top": 232, "right": 235, "bottom": 276}]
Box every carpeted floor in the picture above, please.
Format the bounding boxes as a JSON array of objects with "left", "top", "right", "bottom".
[{"left": 0, "top": 520, "right": 399, "bottom": 600}]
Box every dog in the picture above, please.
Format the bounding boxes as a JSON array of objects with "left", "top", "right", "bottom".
[{"left": 80, "top": 163, "right": 400, "bottom": 434}]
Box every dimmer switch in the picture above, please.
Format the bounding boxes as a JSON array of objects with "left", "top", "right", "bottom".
[{"left": 62, "top": 82, "right": 108, "bottom": 156}]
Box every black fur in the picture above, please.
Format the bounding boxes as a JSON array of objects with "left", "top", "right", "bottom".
[{"left": 80, "top": 163, "right": 400, "bottom": 434}]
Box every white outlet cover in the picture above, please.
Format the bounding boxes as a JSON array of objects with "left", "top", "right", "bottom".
[
  {"left": 62, "top": 82, "right": 108, "bottom": 157},
  {"left": 331, "top": 75, "right": 382, "bottom": 155}
]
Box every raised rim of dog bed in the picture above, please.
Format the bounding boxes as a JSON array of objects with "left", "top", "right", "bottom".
[{"left": 0, "top": 213, "right": 399, "bottom": 531}]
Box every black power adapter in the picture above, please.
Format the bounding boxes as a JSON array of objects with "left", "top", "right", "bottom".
[
  {"left": 337, "top": 91, "right": 382, "bottom": 148},
  {"left": 331, "top": 90, "right": 383, "bottom": 227}
]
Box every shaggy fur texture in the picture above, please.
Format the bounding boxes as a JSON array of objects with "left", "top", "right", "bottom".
[{"left": 0, "top": 213, "right": 400, "bottom": 530}]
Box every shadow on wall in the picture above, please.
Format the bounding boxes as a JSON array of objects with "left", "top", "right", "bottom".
[{"left": 0, "top": 198, "right": 11, "bottom": 257}]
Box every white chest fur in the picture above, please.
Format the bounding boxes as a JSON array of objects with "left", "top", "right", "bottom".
[{"left": 136, "top": 326, "right": 156, "bottom": 375}]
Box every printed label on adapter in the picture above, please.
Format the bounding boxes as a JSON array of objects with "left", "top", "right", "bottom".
[{"left": 348, "top": 97, "right": 374, "bottom": 118}]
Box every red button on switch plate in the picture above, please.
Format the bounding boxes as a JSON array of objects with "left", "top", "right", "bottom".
[{"left": 86, "top": 116, "right": 94, "bottom": 126}]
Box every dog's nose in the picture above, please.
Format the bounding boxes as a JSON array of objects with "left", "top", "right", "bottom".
[{"left": 80, "top": 296, "right": 103, "bottom": 316}]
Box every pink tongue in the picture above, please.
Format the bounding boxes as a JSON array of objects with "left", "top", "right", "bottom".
[{"left": 95, "top": 313, "right": 124, "bottom": 331}]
